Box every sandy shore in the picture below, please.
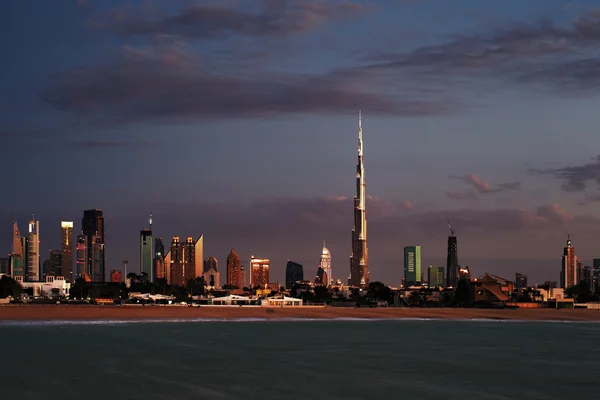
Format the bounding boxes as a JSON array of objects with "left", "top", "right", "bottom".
[{"left": 0, "top": 305, "right": 599, "bottom": 321}]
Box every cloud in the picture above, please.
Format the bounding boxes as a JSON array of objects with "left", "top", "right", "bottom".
[
  {"left": 68, "top": 139, "right": 152, "bottom": 148},
  {"left": 91, "top": 0, "right": 366, "bottom": 40},
  {"left": 445, "top": 191, "right": 478, "bottom": 200},
  {"left": 534, "top": 155, "right": 600, "bottom": 192},
  {"left": 400, "top": 200, "right": 415, "bottom": 211},
  {"left": 42, "top": 43, "right": 455, "bottom": 124},
  {"left": 449, "top": 174, "right": 521, "bottom": 194}
]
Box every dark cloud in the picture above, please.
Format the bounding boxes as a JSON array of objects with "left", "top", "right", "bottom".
[
  {"left": 534, "top": 155, "right": 600, "bottom": 192},
  {"left": 449, "top": 174, "right": 521, "bottom": 195},
  {"left": 91, "top": 0, "right": 366, "bottom": 39},
  {"left": 445, "top": 191, "right": 478, "bottom": 201}
]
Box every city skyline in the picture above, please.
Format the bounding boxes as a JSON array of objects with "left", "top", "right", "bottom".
[{"left": 6, "top": 1, "right": 600, "bottom": 284}]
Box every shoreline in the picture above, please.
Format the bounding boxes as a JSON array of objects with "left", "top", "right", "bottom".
[{"left": 1, "top": 305, "right": 600, "bottom": 322}]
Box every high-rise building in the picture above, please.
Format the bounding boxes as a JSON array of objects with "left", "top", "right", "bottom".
[
  {"left": 320, "top": 242, "right": 332, "bottom": 286},
  {"left": 42, "top": 249, "right": 62, "bottom": 279},
  {"left": 404, "top": 246, "right": 421, "bottom": 286},
  {"left": 226, "top": 249, "right": 242, "bottom": 287},
  {"left": 349, "top": 112, "right": 369, "bottom": 288},
  {"left": 561, "top": 234, "right": 577, "bottom": 288},
  {"left": 593, "top": 259, "right": 600, "bottom": 293},
  {"left": 204, "top": 256, "right": 218, "bottom": 273},
  {"left": 161, "top": 249, "right": 171, "bottom": 283},
  {"left": 82, "top": 210, "right": 105, "bottom": 282},
  {"left": 428, "top": 266, "right": 445, "bottom": 288},
  {"left": 315, "top": 266, "right": 327, "bottom": 286},
  {"left": 26, "top": 217, "right": 40, "bottom": 281},
  {"left": 182, "top": 237, "right": 196, "bottom": 283},
  {"left": 240, "top": 265, "right": 246, "bottom": 289},
  {"left": 446, "top": 235, "right": 458, "bottom": 288},
  {"left": 581, "top": 265, "right": 592, "bottom": 288},
  {"left": 61, "top": 221, "right": 74, "bottom": 282},
  {"left": 194, "top": 235, "right": 204, "bottom": 279},
  {"left": 76, "top": 234, "right": 87, "bottom": 279},
  {"left": 250, "top": 257, "right": 270, "bottom": 288},
  {"left": 10, "top": 220, "right": 24, "bottom": 279},
  {"left": 515, "top": 273, "right": 528, "bottom": 291},
  {"left": 154, "top": 237, "right": 165, "bottom": 281},
  {"left": 110, "top": 270, "right": 123, "bottom": 283},
  {"left": 285, "top": 261, "right": 303, "bottom": 289},
  {"left": 458, "top": 266, "right": 471, "bottom": 281},
  {"left": 170, "top": 237, "right": 184, "bottom": 285},
  {"left": 140, "top": 229, "right": 153, "bottom": 281}
]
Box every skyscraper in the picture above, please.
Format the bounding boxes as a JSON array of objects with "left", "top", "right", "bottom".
[
  {"left": 240, "top": 265, "right": 246, "bottom": 289},
  {"left": 42, "top": 249, "right": 62, "bottom": 279},
  {"left": 446, "top": 234, "right": 458, "bottom": 288},
  {"left": 320, "top": 242, "right": 332, "bottom": 286},
  {"left": 561, "top": 234, "right": 577, "bottom": 288},
  {"left": 226, "top": 249, "right": 242, "bottom": 287},
  {"left": 194, "top": 235, "right": 204, "bottom": 279},
  {"left": 82, "top": 210, "right": 105, "bottom": 282},
  {"left": 76, "top": 234, "right": 87, "bottom": 279},
  {"left": 140, "top": 229, "right": 153, "bottom": 281},
  {"left": 285, "top": 261, "right": 303, "bottom": 289},
  {"left": 204, "top": 256, "right": 218, "bottom": 273},
  {"left": 250, "top": 256, "right": 270, "bottom": 288},
  {"left": 593, "top": 259, "right": 600, "bottom": 293},
  {"left": 61, "top": 221, "right": 74, "bottom": 282},
  {"left": 183, "top": 237, "right": 196, "bottom": 282},
  {"left": 170, "top": 237, "right": 184, "bottom": 285},
  {"left": 428, "top": 266, "right": 445, "bottom": 288},
  {"left": 349, "top": 111, "right": 369, "bottom": 287},
  {"left": 404, "top": 246, "right": 421, "bottom": 286},
  {"left": 10, "top": 220, "right": 24, "bottom": 279},
  {"left": 26, "top": 217, "right": 40, "bottom": 281},
  {"left": 515, "top": 273, "right": 528, "bottom": 291}
]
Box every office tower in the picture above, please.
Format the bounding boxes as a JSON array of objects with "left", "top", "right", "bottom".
[
  {"left": 26, "top": 217, "right": 40, "bottom": 281},
  {"left": 204, "top": 256, "right": 218, "bottom": 273},
  {"left": 161, "top": 250, "right": 171, "bottom": 283},
  {"left": 315, "top": 266, "right": 327, "bottom": 286},
  {"left": 446, "top": 235, "right": 458, "bottom": 288},
  {"left": 140, "top": 229, "right": 153, "bottom": 281},
  {"left": 42, "top": 249, "right": 62, "bottom": 279},
  {"left": 428, "top": 266, "right": 445, "bottom": 288},
  {"left": 285, "top": 261, "right": 303, "bottom": 289},
  {"left": 110, "top": 270, "right": 123, "bottom": 283},
  {"left": 82, "top": 210, "right": 105, "bottom": 282},
  {"left": 561, "top": 234, "right": 577, "bottom": 288},
  {"left": 153, "top": 237, "right": 165, "bottom": 280},
  {"left": 194, "top": 235, "right": 204, "bottom": 279},
  {"left": 240, "top": 265, "right": 246, "bottom": 288},
  {"left": 0, "top": 258, "right": 9, "bottom": 275},
  {"left": 250, "top": 256, "right": 270, "bottom": 288},
  {"left": 60, "top": 221, "right": 74, "bottom": 282},
  {"left": 582, "top": 265, "right": 592, "bottom": 288},
  {"left": 349, "top": 111, "right": 369, "bottom": 288},
  {"left": 10, "top": 220, "right": 24, "bottom": 279},
  {"left": 170, "top": 237, "right": 184, "bottom": 285},
  {"left": 320, "top": 242, "right": 332, "bottom": 286},
  {"left": 76, "top": 234, "right": 87, "bottom": 279},
  {"left": 226, "top": 249, "right": 242, "bottom": 287},
  {"left": 593, "top": 259, "right": 600, "bottom": 292},
  {"left": 515, "top": 273, "right": 528, "bottom": 291},
  {"left": 404, "top": 246, "right": 421, "bottom": 286},
  {"left": 182, "top": 237, "right": 196, "bottom": 282}
]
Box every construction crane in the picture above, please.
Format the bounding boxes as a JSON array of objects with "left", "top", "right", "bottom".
[{"left": 447, "top": 219, "right": 455, "bottom": 237}]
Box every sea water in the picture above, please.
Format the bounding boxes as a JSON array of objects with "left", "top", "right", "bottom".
[{"left": 0, "top": 319, "right": 598, "bottom": 399}]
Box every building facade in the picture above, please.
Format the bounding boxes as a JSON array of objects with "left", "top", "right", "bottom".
[
  {"left": 76, "top": 234, "right": 87, "bottom": 280},
  {"left": 285, "top": 261, "right": 303, "bottom": 289},
  {"left": 427, "top": 266, "right": 445, "bottom": 288},
  {"left": 26, "top": 218, "right": 40, "bottom": 282},
  {"left": 319, "top": 243, "right": 332, "bottom": 286},
  {"left": 240, "top": 266, "right": 246, "bottom": 289},
  {"left": 446, "top": 236, "right": 458, "bottom": 288},
  {"left": 404, "top": 246, "right": 421, "bottom": 286},
  {"left": 10, "top": 221, "right": 24, "bottom": 279},
  {"left": 561, "top": 235, "right": 577, "bottom": 289},
  {"left": 593, "top": 259, "right": 600, "bottom": 293},
  {"left": 169, "top": 237, "right": 184, "bottom": 285},
  {"left": 140, "top": 229, "right": 153, "bottom": 281},
  {"left": 226, "top": 249, "right": 242, "bottom": 288},
  {"left": 515, "top": 273, "right": 528, "bottom": 291},
  {"left": 250, "top": 257, "right": 270, "bottom": 288},
  {"left": 194, "top": 235, "right": 204, "bottom": 279},
  {"left": 204, "top": 256, "right": 218, "bottom": 273},
  {"left": 91, "top": 235, "right": 104, "bottom": 282},
  {"left": 182, "top": 237, "right": 196, "bottom": 283},
  {"left": 82, "top": 209, "right": 105, "bottom": 282},
  {"left": 61, "top": 221, "right": 74, "bottom": 282},
  {"left": 110, "top": 269, "right": 123, "bottom": 283},
  {"left": 349, "top": 112, "right": 369, "bottom": 287},
  {"left": 42, "top": 249, "right": 62, "bottom": 279}
]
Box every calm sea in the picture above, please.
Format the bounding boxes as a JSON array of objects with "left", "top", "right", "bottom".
[{"left": 0, "top": 318, "right": 598, "bottom": 399}]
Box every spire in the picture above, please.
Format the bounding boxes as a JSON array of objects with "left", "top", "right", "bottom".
[
  {"left": 358, "top": 110, "right": 363, "bottom": 156},
  {"left": 149, "top": 212, "right": 153, "bottom": 230}
]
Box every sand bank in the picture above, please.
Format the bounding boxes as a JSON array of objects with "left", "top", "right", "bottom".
[{"left": 0, "top": 305, "right": 599, "bottom": 321}]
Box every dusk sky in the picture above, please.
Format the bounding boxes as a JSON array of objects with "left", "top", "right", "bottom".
[{"left": 5, "top": 0, "right": 600, "bottom": 285}]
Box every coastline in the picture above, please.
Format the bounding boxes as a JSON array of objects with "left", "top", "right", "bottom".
[{"left": 1, "top": 305, "right": 599, "bottom": 322}]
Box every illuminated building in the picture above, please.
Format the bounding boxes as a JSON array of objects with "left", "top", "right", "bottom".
[
  {"left": 319, "top": 243, "right": 332, "bottom": 286},
  {"left": 110, "top": 270, "right": 123, "bottom": 283},
  {"left": 10, "top": 220, "right": 24, "bottom": 279},
  {"left": 315, "top": 266, "right": 327, "bottom": 286},
  {"left": 161, "top": 249, "right": 171, "bottom": 283},
  {"left": 349, "top": 112, "right": 369, "bottom": 287},
  {"left": 183, "top": 237, "right": 196, "bottom": 282},
  {"left": 285, "top": 261, "right": 303, "bottom": 289},
  {"left": 140, "top": 228, "right": 153, "bottom": 281},
  {"left": 82, "top": 209, "right": 105, "bottom": 282},
  {"left": 76, "top": 234, "right": 87, "bottom": 279},
  {"left": 169, "top": 237, "right": 184, "bottom": 285},
  {"left": 204, "top": 256, "right": 218, "bottom": 273},
  {"left": 42, "top": 249, "right": 62, "bottom": 278},
  {"left": 194, "top": 235, "right": 204, "bottom": 279},
  {"left": 446, "top": 235, "right": 458, "bottom": 288},
  {"left": 25, "top": 217, "right": 40, "bottom": 282},
  {"left": 240, "top": 265, "right": 246, "bottom": 288},
  {"left": 561, "top": 234, "right": 577, "bottom": 288},
  {"left": 226, "top": 249, "right": 242, "bottom": 287},
  {"left": 515, "top": 273, "right": 528, "bottom": 291},
  {"left": 250, "top": 257, "right": 270, "bottom": 288},
  {"left": 428, "top": 266, "right": 445, "bottom": 288},
  {"left": 61, "top": 221, "right": 74, "bottom": 282},
  {"left": 459, "top": 266, "right": 471, "bottom": 281},
  {"left": 404, "top": 246, "right": 421, "bottom": 286}
]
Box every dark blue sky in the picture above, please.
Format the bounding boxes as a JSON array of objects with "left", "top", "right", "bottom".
[{"left": 4, "top": 0, "right": 600, "bottom": 285}]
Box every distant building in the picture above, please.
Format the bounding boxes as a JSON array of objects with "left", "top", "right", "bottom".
[
  {"left": 76, "top": 234, "right": 87, "bottom": 279},
  {"left": 61, "top": 221, "right": 74, "bottom": 282},
  {"left": 204, "top": 265, "right": 220, "bottom": 289},
  {"left": 459, "top": 266, "right": 471, "bottom": 281},
  {"left": 42, "top": 249, "right": 62, "bottom": 279},
  {"left": 26, "top": 217, "right": 40, "bottom": 282},
  {"left": 515, "top": 273, "right": 528, "bottom": 291},
  {"left": 250, "top": 257, "right": 270, "bottom": 288},
  {"left": 240, "top": 265, "right": 246, "bottom": 288},
  {"left": 427, "top": 266, "right": 445, "bottom": 288},
  {"left": 90, "top": 235, "right": 104, "bottom": 282},
  {"left": 140, "top": 229, "right": 153, "bottom": 282},
  {"left": 194, "top": 235, "right": 204, "bottom": 279},
  {"left": 226, "top": 249, "right": 242, "bottom": 288},
  {"left": 82, "top": 209, "right": 105, "bottom": 282},
  {"left": 315, "top": 266, "right": 327, "bottom": 286},
  {"left": 404, "top": 246, "right": 421, "bottom": 286},
  {"left": 170, "top": 237, "right": 184, "bottom": 285},
  {"left": 446, "top": 235, "right": 459, "bottom": 288},
  {"left": 472, "top": 273, "right": 514, "bottom": 303},
  {"left": 285, "top": 261, "right": 303, "bottom": 289},
  {"left": 0, "top": 258, "right": 9, "bottom": 275},
  {"left": 10, "top": 221, "right": 25, "bottom": 279},
  {"left": 561, "top": 235, "right": 577, "bottom": 288},
  {"left": 581, "top": 265, "right": 592, "bottom": 288},
  {"left": 182, "top": 237, "right": 196, "bottom": 282},
  {"left": 593, "top": 259, "right": 600, "bottom": 292},
  {"left": 110, "top": 270, "right": 123, "bottom": 283},
  {"left": 20, "top": 276, "right": 71, "bottom": 298},
  {"left": 204, "top": 256, "right": 218, "bottom": 273},
  {"left": 161, "top": 250, "right": 171, "bottom": 283},
  {"left": 154, "top": 237, "right": 166, "bottom": 281},
  {"left": 319, "top": 243, "right": 332, "bottom": 286}
]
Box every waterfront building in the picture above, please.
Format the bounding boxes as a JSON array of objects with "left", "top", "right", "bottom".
[
  {"left": 226, "top": 249, "right": 242, "bottom": 287},
  {"left": 404, "top": 246, "right": 421, "bottom": 286},
  {"left": 349, "top": 111, "right": 369, "bottom": 287},
  {"left": 110, "top": 269, "right": 123, "bottom": 283},
  {"left": 26, "top": 217, "right": 40, "bottom": 282},
  {"left": 250, "top": 257, "right": 270, "bottom": 288},
  {"left": 20, "top": 276, "right": 71, "bottom": 298},
  {"left": 140, "top": 228, "right": 153, "bottom": 281},
  {"left": 285, "top": 261, "right": 303, "bottom": 289},
  {"left": 319, "top": 243, "right": 332, "bottom": 286},
  {"left": 515, "top": 273, "right": 528, "bottom": 291},
  {"left": 61, "top": 221, "right": 74, "bottom": 282},
  {"left": 82, "top": 210, "right": 105, "bottom": 282},
  {"left": 427, "top": 266, "right": 445, "bottom": 288},
  {"left": 561, "top": 234, "right": 577, "bottom": 288}
]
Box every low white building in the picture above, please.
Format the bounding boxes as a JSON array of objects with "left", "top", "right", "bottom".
[
  {"left": 261, "top": 296, "right": 303, "bottom": 307},
  {"left": 211, "top": 294, "right": 260, "bottom": 306},
  {"left": 18, "top": 276, "right": 71, "bottom": 298}
]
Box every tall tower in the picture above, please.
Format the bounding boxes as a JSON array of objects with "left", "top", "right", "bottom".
[
  {"left": 10, "top": 220, "right": 25, "bottom": 279},
  {"left": 561, "top": 234, "right": 577, "bottom": 288},
  {"left": 82, "top": 210, "right": 105, "bottom": 282},
  {"left": 320, "top": 241, "right": 332, "bottom": 286},
  {"left": 227, "top": 249, "right": 241, "bottom": 287},
  {"left": 61, "top": 221, "right": 74, "bottom": 282},
  {"left": 349, "top": 111, "right": 369, "bottom": 287},
  {"left": 26, "top": 216, "right": 40, "bottom": 281},
  {"left": 446, "top": 221, "right": 459, "bottom": 288},
  {"left": 404, "top": 246, "right": 422, "bottom": 286}
]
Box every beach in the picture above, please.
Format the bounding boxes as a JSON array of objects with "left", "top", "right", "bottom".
[{"left": 1, "top": 305, "right": 599, "bottom": 321}]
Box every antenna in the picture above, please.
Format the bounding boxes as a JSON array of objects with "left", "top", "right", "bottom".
[
  {"left": 447, "top": 219, "right": 455, "bottom": 237},
  {"left": 149, "top": 212, "right": 153, "bottom": 230}
]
